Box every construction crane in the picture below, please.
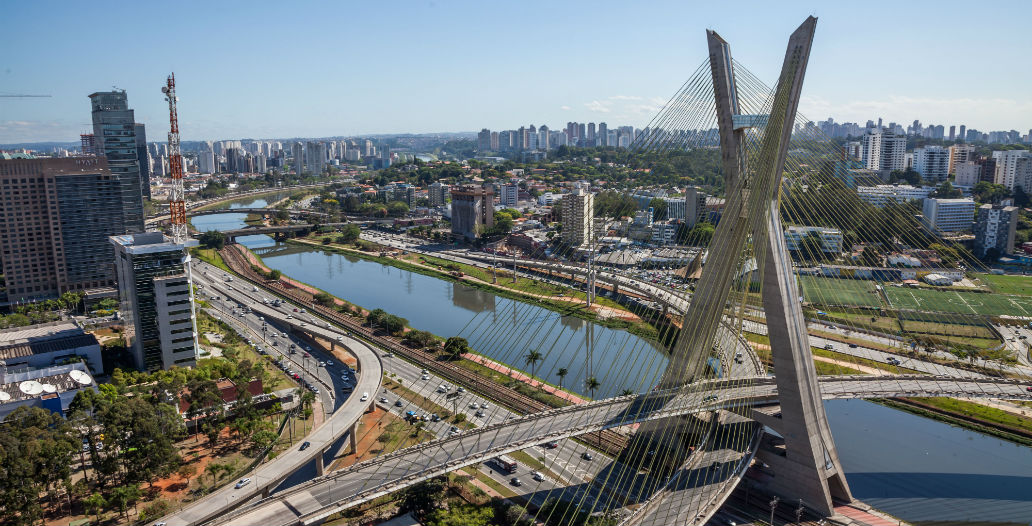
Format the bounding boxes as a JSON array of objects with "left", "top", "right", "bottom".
[{"left": 161, "top": 73, "right": 187, "bottom": 244}]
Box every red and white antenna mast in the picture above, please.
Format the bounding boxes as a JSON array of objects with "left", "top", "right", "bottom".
[{"left": 162, "top": 73, "right": 187, "bottom": 244}]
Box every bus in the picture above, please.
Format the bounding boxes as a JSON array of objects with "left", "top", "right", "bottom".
[{"left": 494, "top": 455, "right": 518, "bottom": 473}]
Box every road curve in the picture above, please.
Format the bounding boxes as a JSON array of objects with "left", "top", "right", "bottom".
[{"left": 152, "top": 275, "right": 383, "bottom": 526}]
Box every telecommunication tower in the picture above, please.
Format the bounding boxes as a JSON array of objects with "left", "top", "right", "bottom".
[{"left": 162, "top": 73, "right": 187, "bottom": 243}]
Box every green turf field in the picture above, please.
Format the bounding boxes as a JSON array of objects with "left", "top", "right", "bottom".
[
  {"left": 884, "top": 286, "right": 1032, "bottom": 316},
  {"left": 799, "top": 276, "right": 882, "bottom": 308},
  {"left": 979, "top": 273, "right": 1032, "bottom": 296}
]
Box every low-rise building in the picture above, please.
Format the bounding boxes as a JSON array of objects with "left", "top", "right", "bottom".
[
  {"left": 857, "top": 185, "right": 934, "bottom": 208},
  {"left": 0, "top": 321, "right": 103, "bottom": 375},
  {"left": 784, "top": 226, "right": 843, "bottom": 254},
  {"left": 0, "top": 363, "right": 97, "bottom": 421},
  {"left": 921, "top": 197, "right": 975, "bottom": 233}
]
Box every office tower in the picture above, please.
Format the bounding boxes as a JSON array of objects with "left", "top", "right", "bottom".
[
  {"left": 450, "top": 185, "right": 494, "bottom": 240},
  {"left": 364, "top": 140, "right": 374, "bottom": 157},
  {"left": 134, "top": 123, "right": 150, "bottom": 198},
  {"left": 991, "top": 150, "right": 1032, "bottom": 190},
  {"left": 538, "top": 125, "right": 550, "bottom": 151},
  {"left": 958, "top": 125, "right": 966, "bottom": 142},
  {"left": 490, "top": 131, "right": 499, "bottom": 151},
  {"left": 255, "top": 154, "right": 267, "bottom": 173},
  {"left": 380, "top": 145, "right": 392, "bottom": 169},
  {"left": 921, "top": 197, "right": 975, "bottom": 233},
  {"left": 497, "top": 130, "right": 513, "bottom": 152},
  {"left": 292, "top": 141, "right": 304, "bottom": 174},
  {"left": 685, "top": 186, "right": 708, "bottom": 227},
  {"left": 949, "top": 125, "right": 956, "bottom": 141},
  {"left": 974, "top": 204, "right": 1018, "bottom": 257},
  {"left": 499, "top": 184, "right": 519, "bottom": 208},
  {"left": 110, "top": 232, "right": 198, "bottom": 372},
  {"left": 587, "top": 122, "right": 596, "bottom": 143},
  {"left": 578, "top": 123, "right": 586, "bottom": 144},
  {"left": 561, "top": 184, "right": 594, "bottom": 247},
  {"left": 912, "top": 146, "right": 950, "bottom": 181},
  {"left": 861, "top": 128, "right": 906, "bottom": 172},
  {"left": 306, "top": 141, "right": 327, "bottom": 175},
  {"left": 89, "top": 90, "right": 145, "bottom": 233},
  {"left": 197, "top": 150, "right": 216, "bottom": 174},
  {"left": 429, "top": 182, "right": 449, "bottom": 207},
  {"left": 598, "top": 122, "right": 608, "bottom": 146},
  {"left": 478, "top": 129, "right": 492, "bottom": 151},
  {"left": 0, "top": 157, "right": 124, "bottom": 304},
  {"left": 947, "top": 144, "right": 977, "bottom": 175}
]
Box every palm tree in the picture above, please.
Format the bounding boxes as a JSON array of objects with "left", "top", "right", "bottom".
[
  {"left": 524, "top": 350, "right": 543, "bottom": 381},
  {"left": 621, "top": 389, "right": 634, "bottom": 396},
  {"left": 556, "top": 368, "right": 569, "bottom": 390}
]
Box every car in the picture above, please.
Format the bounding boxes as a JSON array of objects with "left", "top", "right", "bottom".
[
  {"left": 300, "top": 308, "right": 306, "bottom": 314},
  {"left": 235, "top": 478, "right": 252, "bottom": 489},
  {"left": 437, "top": 385, "right": 448, "bottom": 393},
  {"left": 421, "top": 374, "right": 430, "bottom": 380},
  {"left": 481, "top": 403, "right": 489, "bottom": 409},
  {"left": 1026, "top": 386, "right": 1032, "bottom": 392},
  {"left": 318, "top": 361, "right": 326, "bottom": 367},
  {"left": 300, "top": 441, "right": 311, "bottom": 451},
  {"left": 581, "top": 452, "right": 593, "bottom": 461},
  {"left": 395, "top": 400, "right": 404, "bottom": 407},
  {"left": 360, "top": 392, "right": 369, "bottom": 402},
  {"left": 449, "top": 426, "right": 459, "bottom": 434},
  {"left": 337, "top": 335, "right": 343, "bottom": 342},
  {"left": 326, "top": 360, "right": 334, "bottom": 366},
  {"left": 293, "top": 308, "right": 299, "bottom": 312},
  {"left": 532, "top": 471, "right": 544, "bottom": 481},
  {"left": 430, "top": 413, "right": 441, "bottom": 422},
  {"left": 470, "top": 402, "right": 479, "bottom": 409},
  {"left": 543, "top": 441, "right": 559, "bottom": 449},
  {"left": 379, "top": 396, "right": 389, "bottom": 403},
  {"left": 300, "top": 322, "right": 306, "bottom": 327},
  {"left": 287, "top": 314, "right": 293, "bottom": 319},
  {"left": 703, "top": 394, "right": 719, "bottom": 402},
  {"left": 475, "top": 410, "right": 485, "bottom": 417},
  {"left": 848, "top": 343, "right": 858, "bottom": 348},
  {"left": 421, "top": 368, "right": 428, "bottom": 374},
  {"left": 510, "top": 477, "right": 522, "bottom": 487},
  {"left": 823, "top": 344, "right": 834, "bottom": 350},
  {"left": 456, "top": 387, "right": 465, "bottom": 393},
  {"left": 341, "top": 374, "right": 351, "bottom": 380}
]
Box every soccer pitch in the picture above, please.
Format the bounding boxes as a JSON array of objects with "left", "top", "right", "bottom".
[
  {"left": 884, "top": 286, "right": 1032, "bottom": 316},
  {"left": 798, "top": 276, "right": 883, "bottom": 308}
]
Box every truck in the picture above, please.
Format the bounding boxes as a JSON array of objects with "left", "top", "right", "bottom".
[{"left": 494, "top": 455, "right": 518, "bottom": 473}]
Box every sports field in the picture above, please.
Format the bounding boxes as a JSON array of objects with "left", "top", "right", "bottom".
[
  {"left": 979, "top": 273, "right": 1032, "bottom": 296},
  {"left": 799, "top": 276, "right": 882, "bottom": 308},
  {"left": 884, "top": 286, "right": 1032, "bottom": 316}
]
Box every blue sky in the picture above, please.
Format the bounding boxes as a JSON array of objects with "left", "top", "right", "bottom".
[{"left": 1, "top": 0, "right": 1030, "bottom": 143}]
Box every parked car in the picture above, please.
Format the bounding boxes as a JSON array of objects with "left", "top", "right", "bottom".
[{"left": 581, "top": 452, "right": 593, "bottom": 461}]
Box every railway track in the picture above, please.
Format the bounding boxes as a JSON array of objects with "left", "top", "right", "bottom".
[{"left": 219, "top": 245, "right": 631, "bottom": 455}]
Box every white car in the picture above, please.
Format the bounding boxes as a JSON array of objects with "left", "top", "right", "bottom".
[
  {"left": 421, "top": 374, "right": 430, "bottom": 380},
  {"left": 235, "top": 478, "right": 252, "bottom": 489},
  {"left": 360, "top": 392, "right": 369, "bottom": 402},
  {"left": 532, "top": 471, "right": 544, "bottom": 481},
  {"left": 437, "top": 385, "right": 448, "bottom": 393}
]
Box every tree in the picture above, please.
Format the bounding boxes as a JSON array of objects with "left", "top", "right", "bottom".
[
  {"left": 443, "top": 337, "right": 470, "bottom": 360},
  {"left": 199, "top": 230, "right": 227, "bottom": 250},
  {"left": 400, "top": 476, "right": 447, "bottom": 520},
  {"left": 109, "top": 483, "right": 141, "bottom": 520},
  {"left": 930, "top": 181, "right": 962, "bottom": 199},
  {"left": 556, "top": 367, "right": 569, "bottom": 390},
  {"left": 524, "top": 350, "right": 543, "bottom": 380},
  {"left": 386, "top": 201, "right": 410, "bottom": 217},
  {"left": 177, "top": 463, "right": 197, "bottom": 487},
  {"left": 337, "top": 224, "right": 361, "bottom": 243},
  {"left": 84, "top": 492, "right": 106, "bottom": 523},
  {"left": 426, "top": 503, "right": 493, "bottom": 526}
]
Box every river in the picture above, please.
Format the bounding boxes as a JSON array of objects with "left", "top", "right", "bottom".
[{"left": 191, "top": 204, "right": 1032, "bottom": 525}]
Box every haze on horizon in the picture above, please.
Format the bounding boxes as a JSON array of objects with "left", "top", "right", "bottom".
[{"left": 1, "top": 0, "right": 1030, "bottom": 143}]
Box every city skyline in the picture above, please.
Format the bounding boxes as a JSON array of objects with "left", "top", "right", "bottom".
[{"left": 2, "top": 0, "right": 1032, "bottom": 143}]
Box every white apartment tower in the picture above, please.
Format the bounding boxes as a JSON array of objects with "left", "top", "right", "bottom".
[
  {"left": 561, "top": 185, "right": 594, "bottom": 248},
  {"left": 862, "top": 128, "right": 907, "bottom": 172},
  {"left": 912, "top": 146, "right": 950, "bottom": 182},
  {"left": 992, "top": 150, "right": 1032, "bottom": 191}
]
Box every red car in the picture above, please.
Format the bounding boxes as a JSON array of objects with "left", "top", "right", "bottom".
[
  {"left": 1026, "top": 386, "right": 1032, "bottom": 392},
  {"left": 293, "top": 308, "right": 299, "bottom": 312}
]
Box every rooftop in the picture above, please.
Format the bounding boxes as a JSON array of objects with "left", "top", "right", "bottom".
[
  {"left": 0, "top": 363, "right": 95, "bottom": 405},
  {"left": 0, "top": 321, "right": 99, "bottom": 361}
]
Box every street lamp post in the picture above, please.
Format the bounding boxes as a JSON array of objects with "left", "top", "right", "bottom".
[{"left": 769, "top": 495, "right": 779, "bottom": 526}]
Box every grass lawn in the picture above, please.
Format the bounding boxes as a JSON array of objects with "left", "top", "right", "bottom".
[
  {"left": 885, "top": 286, "right": 1032, "bottom": 316},
  {"left": 913, "top": 397, "right": 1032, "bottom": 436},
  {"left": 799, "top": 276, "right": 883, "bottom": 308},
  {"left": 979, "top": 272, "right": 1032, "bottom": 296}
]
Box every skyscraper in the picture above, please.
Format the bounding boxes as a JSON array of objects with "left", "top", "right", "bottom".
[
  {"left": 134, "top": 123, "right": 150, "bottom": 198},
  {"left": 0, "top": 157, "right": 124, "bottom": 304},
  {"left": 598, "top": 122, "right": 608, "bottom": 146},
  {"left": 477, "top": 129, "right": 492, "bottom": 151},
  {"left": 948, "top": 144, "right": 977, "bottom": 175},
  {"left": 450, "top": 185, "right": 494, "bottom": 240},
  {"left": 292, "top": 141, "right": 304, "bottom": 175},
  {"left": 949, "top": 125, "right": 956, "bottom": 141},
  {"left": 561, "top": 184, "right": 594, "bottom": 248},
  {"left": 110, "top": 232, "right": 199, "bottom": 372},
  {"left": 912, "top": 146, "right": 950, "bottom": 181},
  {"left": 89, "top": 90, "right": 145, "bottom": 233},
  {"left": 306, "top": 141, "right": 327, "bottom": 175},
  {"left": 861, "top": 128, "right": 906, "bottom": 172},
  {"left": 958, "top": 125, "right": 966, "bottom": 142},
  {"left": 974, "top": 204, "right": 1018, "bottom": 257}
]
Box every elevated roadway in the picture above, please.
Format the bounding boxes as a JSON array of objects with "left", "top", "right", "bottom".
[
  {"left": 153, "top": 263, "right": 383, "bottom": 526},
  {"left": 145, "top": 182, "right": 338, "bottom": 225},
  {"left": 207, "top": 374, "right": 1032, "bottom": 526}
]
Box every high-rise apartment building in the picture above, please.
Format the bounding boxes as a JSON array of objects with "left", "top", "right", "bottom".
[
  {"left": 598, "top": 122, "right": 608, "bottom": 147},
  {"left": 0, "top": 157, "right": 124, "bottom": 305},
  {"left": 306, "top": 141, "right": 327, "bottom": 175},
  {"left": 861, "top": 128, "right": 907, "bottom": 172},
  {"left": 921, "top": 197, "right": 975, "bottom": 233},
  {"left": 954, "top": 162, "right": 982, "bottom": 186},
  {"left": 949, "top": 125, "right": 956, "bottom": 141},
  {"left": 561, "top": 185, "right": 594, "bottom": 247},
  {"left": 197, "top": 150, "right": 216, "bottom": 174},
  {"left": 89, "top": 90, "right": 145, "bottom": 233},
  {"left": 947, "top": 144, "right": 977, "bottom": 175},
  {"left": 912, "top": 146, "right": 950, "bottom": 181},
  {"left": 429, "top": 182, "right": 449, "bottom": 207},
  {"left": 478, "top": 129, "right": 492, "bottom": 151},
  {"left": 291, "top": 142, "right": 304, "bottom": 175},
  {"left": 134, "top": 123, "right": 150, "bottom": 199},
  {"left": 110, "top": 232, "right": 198, "bottom": 372},
  {"left": 992, "top": 150, "right": 1032, "bottom": 191},
  {"left": 958, "top": 125, "right": 967, "bottom": 142},
  {"left": 499, "top": 184, "right": 520, "bottom": 208},
  {"left": 974, "top": 204, "right": 1018, "bottom": 258},
  {"left": 450, "top": 185, "right": 494, "bottom": 240}
]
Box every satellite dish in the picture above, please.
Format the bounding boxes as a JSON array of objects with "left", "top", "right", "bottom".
[
  {"left": 0, "top": 392, "right": 10, "bottom": 401},
  {"left": 41, "top": 384, "right": 57, "bottom": 393},
  {"left": 69, "top": 369, "right": 92, "bottom": 385},
  {"left": 19, "top": 380, "right": 43, "bottom": 395}
]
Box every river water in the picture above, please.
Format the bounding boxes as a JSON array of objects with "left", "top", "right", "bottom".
[{"left": 192, "top": 203, "right": 1032, "bottom": 525}]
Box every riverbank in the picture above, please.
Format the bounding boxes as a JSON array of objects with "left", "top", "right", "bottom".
[
  {"left": 284, "top": 236, "right": 664, "bottom": 342},
  {"left": 878, "top": 398, "right": 1032, "bottom": 447}
]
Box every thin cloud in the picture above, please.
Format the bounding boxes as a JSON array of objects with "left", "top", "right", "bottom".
[
  {"left": 560, "top": 105, "right": 571, "bottom": 111},
  {"left": 585, "top": 100, "right": 612, "bottom": 113}
]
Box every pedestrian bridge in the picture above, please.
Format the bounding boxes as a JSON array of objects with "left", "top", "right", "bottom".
[{"left": 205, "top": 374, "right": 1032, "bottom": 526}]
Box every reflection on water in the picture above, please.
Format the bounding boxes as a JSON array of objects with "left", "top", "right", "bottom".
[{"left": 451, "top": 282, "right": 496, "bottom": 312}]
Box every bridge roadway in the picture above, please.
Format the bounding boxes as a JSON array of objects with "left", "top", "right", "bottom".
[
  {"left": 208, "top": 374, "right": 1032, "bottom": 526},
  {"left": 186, "top": 207, "right": 329, "bottom": 218},
  {"left": 145, "top": 182, "right": 339, "bottom": 225},
  {"left": 206, "top": 223, "right": 351, "bottom": 241},
  {"left": 153, "top": 264, "right": 384, "bottom": 526}
]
